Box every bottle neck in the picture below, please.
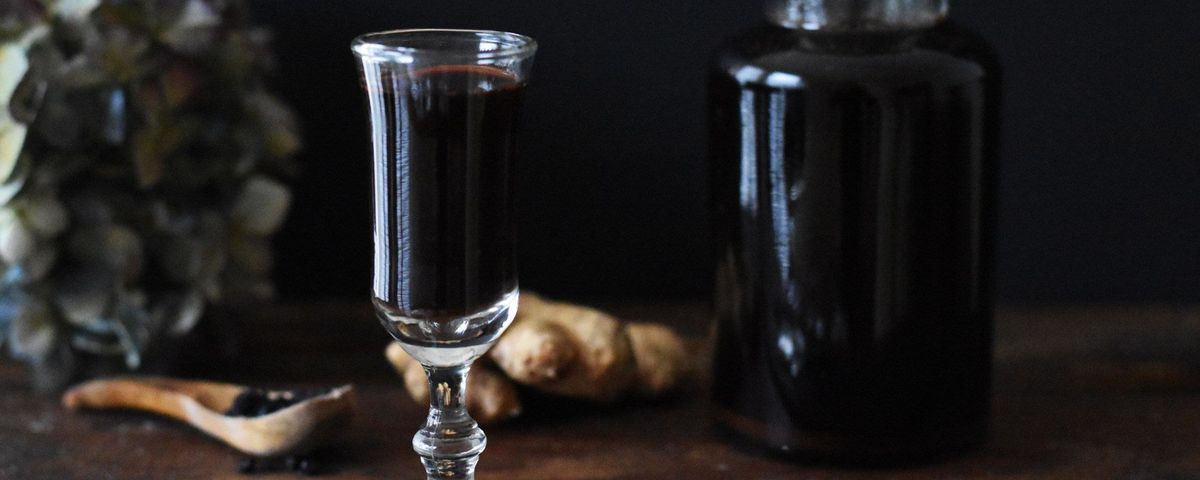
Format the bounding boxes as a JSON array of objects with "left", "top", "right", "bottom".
[{"left": 766, "top": 0, "right": 947, "bottom": 31}]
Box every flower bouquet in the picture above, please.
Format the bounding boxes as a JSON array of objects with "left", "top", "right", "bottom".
[{"left": 0, "top": 0, "right": 298, "bottom": 389}]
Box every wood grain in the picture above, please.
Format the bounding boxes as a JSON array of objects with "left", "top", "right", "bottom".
[{"left": 3, "top": 303, "right": 1200, "bottom": 479}]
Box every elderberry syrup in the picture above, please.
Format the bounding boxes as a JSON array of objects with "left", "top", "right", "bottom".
[
  {"left": 709, "top": 0, "right": 999, "bottom": 462},
  {"left": 360, "top": 65, "right": 525, "bottom": 363}
]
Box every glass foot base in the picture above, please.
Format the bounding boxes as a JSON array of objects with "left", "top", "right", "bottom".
[{"left": 419, "top": 454, "right": 481, "bottom": 479}]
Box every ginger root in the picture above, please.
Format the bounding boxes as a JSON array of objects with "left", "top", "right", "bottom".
[
  {"left": 488, "top": 294, "right": 638, "bottom": 400},
  {"left": 384, "top": 292, "right": 693, "bottom": 422},
  {"left": 626, "top": 322, "right": 690, "bottom": 396}
]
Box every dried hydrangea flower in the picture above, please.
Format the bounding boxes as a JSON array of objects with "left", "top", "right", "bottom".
[{"left": 0, "top": 0, "right": 298, "bottom": 387}]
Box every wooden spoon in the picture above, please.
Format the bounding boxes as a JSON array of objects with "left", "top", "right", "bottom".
[{"left": 63, "top": 377, "right": 356, "bottom": 458}]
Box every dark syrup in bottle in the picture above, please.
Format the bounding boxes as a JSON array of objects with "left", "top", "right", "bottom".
[{"left": 709, "top": 23, "right": 998, "bottom": 462}]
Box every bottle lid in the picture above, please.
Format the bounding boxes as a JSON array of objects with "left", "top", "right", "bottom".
[{"left": 766, "top": 0, "right": 948, "bottom": 31}]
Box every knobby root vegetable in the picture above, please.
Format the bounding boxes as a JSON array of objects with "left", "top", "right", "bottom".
[
  {"left": 384, "top": 292, "right": 693, "bottom": 423},
  {"left": 385, "top": 342, "right": 521, "bottom": 425}
]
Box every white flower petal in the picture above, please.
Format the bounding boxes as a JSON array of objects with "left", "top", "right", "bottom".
[
  {"left": 0, "top": 157, "right": 29, "bottom": 206},
  {"left": 54, "top": 0, "right": 101, "bottom": 21},
  {"left": 0, "top": 117, "right": 28, "bottom": 184},
  {"left": 168, "top": 291, "right": 204, "bottom": 336},
  {"left": 21, "top": 247, "right": 58, "bottom": 282},
  {"left": 0, "top": 44, "right": 29, "bottom": 105},
  {"left": 175, "top": 0, "right": 220, "bottom": 30},
  {"left": 231, "top": 176, "right": 291, "bottom": 235},
  {"left": 0, "top": 214, "right": 36, "bottom": 265},
  {"left": 24, "top": 194, "right": 69, "bottom": 237},
  {"left": 8, "top": 300, "right": 57, "bottom": 361}
]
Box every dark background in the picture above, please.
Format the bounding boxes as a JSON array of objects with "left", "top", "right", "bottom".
[{"left": 250, "top": 0, "right": 1200, "bottom": 305}]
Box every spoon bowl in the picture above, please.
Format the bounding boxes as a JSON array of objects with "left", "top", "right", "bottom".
[{"left": 63, "top": 377, "right": 356, "bottom": 457}]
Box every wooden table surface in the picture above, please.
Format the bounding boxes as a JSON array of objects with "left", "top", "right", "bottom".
[{"left": 3, "top": 303, "right": 1200, "bottom": 479}]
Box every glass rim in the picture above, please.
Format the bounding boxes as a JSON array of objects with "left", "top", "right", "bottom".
[{"left": 351, "top": 28, "right": 538, "bottom": 62}]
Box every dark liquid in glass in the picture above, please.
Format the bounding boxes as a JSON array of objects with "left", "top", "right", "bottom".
[
  {"left": 709, "top": 23, "right": 998, "bottom": 461},
  {"left": 367, "top": 66, "right": 523, "bottom": 321}
]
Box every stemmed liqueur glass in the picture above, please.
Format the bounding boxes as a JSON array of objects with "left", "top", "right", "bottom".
[{"left": 352, "top": 29, "right": 536, "bottom": 479}]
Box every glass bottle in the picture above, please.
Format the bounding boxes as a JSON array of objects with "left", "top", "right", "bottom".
[{"left": 708, "top": 0, "right": 999, "bottom": 462}]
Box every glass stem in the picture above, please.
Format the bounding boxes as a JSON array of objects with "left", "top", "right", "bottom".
[{"left": 413, "top": 364, "right": 486, "bottom": 479}]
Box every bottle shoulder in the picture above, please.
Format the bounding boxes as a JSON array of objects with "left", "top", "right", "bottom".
[
  {"left": 713, "top": 22, "right": 996, "bottom": 90},
  {"left": 919, "top": 21, "right": 1002, "bottom": 79}
]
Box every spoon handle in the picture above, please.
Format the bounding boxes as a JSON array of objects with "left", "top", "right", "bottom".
[{"left": 62, "top": 377, "right": 243, "bottom": 423}]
